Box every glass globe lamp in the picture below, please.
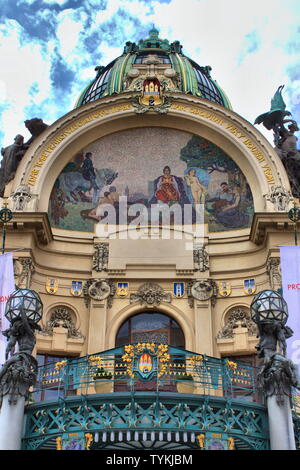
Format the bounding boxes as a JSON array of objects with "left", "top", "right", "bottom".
[
  {"left": 250, "top": 289, "right": 288, "bottom": 325},
  {"left": 4, "top": 288, "right": 43, "bottom": 324}
]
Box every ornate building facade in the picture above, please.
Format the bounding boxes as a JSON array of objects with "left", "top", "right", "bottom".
[{"left": 1, "top": 28, "right": 299, "bottom": 450}]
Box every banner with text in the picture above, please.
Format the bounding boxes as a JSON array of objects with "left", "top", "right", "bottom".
[
  {"left": 280, "top": 246, "right": 300, "bottom": 364},
  {"left": 0, "top": 252, "right": 15, "bottom": 366}
]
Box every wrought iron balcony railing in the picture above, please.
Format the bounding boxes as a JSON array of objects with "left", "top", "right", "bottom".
[{"left": 31, "top": 344, "right": 263, "bottom": 404}]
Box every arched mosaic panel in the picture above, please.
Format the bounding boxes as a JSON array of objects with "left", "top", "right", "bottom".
[{"left": 48, "top": 128, "right": 254, "bottom": 232}]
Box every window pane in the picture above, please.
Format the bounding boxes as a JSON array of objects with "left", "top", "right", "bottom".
[{"left": 116, "top": 312, "right": 185, "bottom": 347}]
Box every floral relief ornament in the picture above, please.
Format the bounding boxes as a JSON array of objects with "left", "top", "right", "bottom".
[
  {"left": 92, "top": 243, "right": 109, "bottom": 272},
  {"left": 130, "top": 283, "right": 171, "bottom": 306}
]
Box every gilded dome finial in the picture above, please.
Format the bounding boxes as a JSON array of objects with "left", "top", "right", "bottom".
[{"left": 149, "top": 25, "right": 159, "bottom": 39}]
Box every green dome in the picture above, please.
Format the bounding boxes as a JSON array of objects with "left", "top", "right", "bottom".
[{"left": 75, "top": 29, "right": 232, "bottom": 110}]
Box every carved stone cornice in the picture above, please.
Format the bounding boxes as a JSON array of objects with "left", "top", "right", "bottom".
[
  {"left": 2, "top": 212, "right": 53, "bottom": 245},
  {"left": 250, "top": 212, "right": 296, "bottom": 245}
]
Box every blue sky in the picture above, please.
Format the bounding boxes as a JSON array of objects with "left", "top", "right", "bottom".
[{"left": 0, "top": 0, "right": 299, "bottom": 149}]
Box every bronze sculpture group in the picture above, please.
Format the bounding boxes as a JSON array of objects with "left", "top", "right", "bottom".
[{"left": 255, "top": 85, "right": 300, "bottom": 198}]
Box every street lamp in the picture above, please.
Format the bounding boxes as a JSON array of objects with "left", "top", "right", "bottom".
[
  {"left": 0, "top": 287, "right": 43, "bottom": 450},
  {"left": 0, "top": 202, "right": 13, "bottom": 255},
  {"left": 5, "top": 288, "right": 43, "bottom": 325},
  {"left": 251, "top": 289, "right": 299, "bottom": 450},
  {"left": 250, "top": 289, "right": 288, "bottom": 325},
  {"left": 250, "top": 289, "right": 291, "bottom": 360},
  {"left": 3, "top": 287, "right": 43, "bottom": 358}
]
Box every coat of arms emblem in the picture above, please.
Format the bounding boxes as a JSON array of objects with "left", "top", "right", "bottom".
[
  {"left": 219, "top": 281, "right": 231, "bottom": 297},
  {"left": 244, "top": 279, "right": 256, "bottom": 295},
  {"left": 173, "top": 282, "right": 185, "bottom": 298},
  {"left": 116, "top": 282, "right": 129, "bottom": 298},
  {"left": 71, "top": 281, "right": 83, "bottom": 296},
  {"left": 45, "top": 279, "right": 58, "bottom": 294}
]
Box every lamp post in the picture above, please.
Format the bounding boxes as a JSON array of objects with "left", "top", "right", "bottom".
[
  {"left": 0, "top": 201, "right": 13, "bottom": 254},
  {"left": 288, "top": 207, "right": 300, "bottom": 246},
  {"left": 251, "top": 290, "right": 299, "bottom": 450},
  {"left": 0, "top": 288, "right": 43, "bottom": 450}
]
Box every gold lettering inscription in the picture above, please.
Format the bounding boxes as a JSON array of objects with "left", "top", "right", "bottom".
[
  {"left": 27, "top": 169, "right": 40, "bottom": 186},
  {"left": 226, "top": 124, "right": 245, "bottom": 139},
  {"left": 27, "top": 103, "right": 132, "bottom": 186},
  {"left": 171, "top": 103, "right": 275, "bottom": 184},
  {"left": 243, "top": 138, "right": 265, "bottom": 163}
]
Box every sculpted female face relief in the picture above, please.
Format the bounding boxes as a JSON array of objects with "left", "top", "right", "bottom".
[{"left": 48, "top": 128, "right": 254, "bottom": 232}]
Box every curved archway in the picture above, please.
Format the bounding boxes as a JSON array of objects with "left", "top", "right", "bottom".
[
  {"left": 115, "top": 310, "right": 185, "bottom": 348},
  {"left": 14, "top": 95, "right": 289, "bottom": 220},
  {"left": 107, "top": 301, "right": 194, "bottom": 351}
]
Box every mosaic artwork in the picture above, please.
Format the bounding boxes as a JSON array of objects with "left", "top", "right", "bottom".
[{"left": 48, "top": 128, "right": 254, "bottom": 232}]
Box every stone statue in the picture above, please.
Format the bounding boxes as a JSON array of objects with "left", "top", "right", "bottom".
[
  {"left": 2, "top": 310, "right": 41, "bottom": 359},
  {"left": 0, "top": 354, "right": 38, "bottom": 405},
  {"left": 254, "top": 319, "right": 300, "bottom": 407},
  {"left": 170, "top": 41, "right": 183, "bottom": 54},
  {"left": 264, "top": 185, "right": 293, "bottom": 212},
  {"left": 258, "top": 352, "right": 300, "bottom": 406},
  {"left": 94, "top": 65, "right": 105, "bottom": 78},
  {"left": 0, "top": 310, "right": 41, "bottom": 405},
  {"left": 123, "top": 41, "right": 137, "bottom": 53},
  {"left": 12, "top": 184, "right": 32, "bottom": 211},
  {"left": 24, "top": 118, "right": 48, "bottom": 145},
  {"left": 255, "top": 321, "right": 293, "bottom": 361},
  {"left": 0, "top": 135, "right": 27, "bottom": 197},
  {"left": 0, "top": 118, "right": 48, "bottom": 197}
]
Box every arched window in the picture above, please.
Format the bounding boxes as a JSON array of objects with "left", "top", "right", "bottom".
[{"left": 116, "top": 311, "right": 185, "bottom": 348}]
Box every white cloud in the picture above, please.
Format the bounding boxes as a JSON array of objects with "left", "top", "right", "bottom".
[
  {"left": 0, "top": 20, "right": 53, "bottom": 143},
  {"left": 42, "top": 0, "right": 69, "bottom": 5},
  {"left": 0, "top": 81, "right": 7, "bottom": 102},
  {"left": 0, "top": 0, "right": 299, "bottom": 151},
  {"left": 142, "top": 0, "right": 300, "bottom": 138},
  {"left": 56, "top": 11, "right": 83, "bottom": 59}
]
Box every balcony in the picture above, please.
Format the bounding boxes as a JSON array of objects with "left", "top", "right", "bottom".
[{"left": 23, "top": 344, "right": 270, "bottom": 450}]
